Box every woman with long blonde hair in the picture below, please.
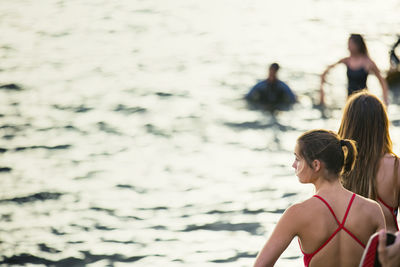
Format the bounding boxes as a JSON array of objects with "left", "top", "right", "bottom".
[{"left": 339, "top": 91, "right": 399, "bottom": 231}]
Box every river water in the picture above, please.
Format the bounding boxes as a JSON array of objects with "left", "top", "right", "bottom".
[{"left": 0, "top": 0, "right": 400, "bottom": 266}]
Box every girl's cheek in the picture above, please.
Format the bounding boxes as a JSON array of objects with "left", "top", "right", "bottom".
[{"left": 296, "top": 161, "right": 305, "bottom": 175}]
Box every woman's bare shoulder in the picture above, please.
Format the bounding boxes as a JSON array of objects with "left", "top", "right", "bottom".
[
  {"left": 339, "top": 57, "right": 349, "bottom": 64},
  {"left": 354, "top": 193, "right": 382, "bottom": 214},
  {"left": 381, "top": 153, "right": 399, "bottom": 170},
  {"left": 364, "top": 57, "right": 379, "bottom": 70},
  {"left": 285, "top": 197, "right": 326, "bottom": 218}
]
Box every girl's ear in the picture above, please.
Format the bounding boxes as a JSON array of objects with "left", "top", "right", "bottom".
[{"left": 312, "top": 159, "right": 321, "bottom": 172}]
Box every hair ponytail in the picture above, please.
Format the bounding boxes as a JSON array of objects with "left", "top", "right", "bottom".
[
  {"left": 340, "top": 139, "right": 357, "bottom": 174},
  {"left": 298, "top": 129, "right": 358, "bottom": 179}
]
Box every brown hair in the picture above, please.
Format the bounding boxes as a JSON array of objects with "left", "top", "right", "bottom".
[
  {"left": 338, "top": 91, "right": 394, "bottom": 199},
  {"left": 349, "top": 34, "right": 369, "bottom": 55},
  {"left": 298, "top": 129, "right": 357, "bottom": 177}
]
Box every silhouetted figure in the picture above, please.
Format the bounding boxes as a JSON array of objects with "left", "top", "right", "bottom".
[
  {"left": 387, "top": 36, "right": 400, "bottom": 94},
  {"left": 245, "top": 63, "right": 296, "bottom": 111},
  {"left": 389, "top": 37, "right": 400, "bottom": 68}
]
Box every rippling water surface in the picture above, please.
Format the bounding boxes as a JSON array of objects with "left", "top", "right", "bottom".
[{"left": 1, "top": 0, "right": 400, "bottom": 266}]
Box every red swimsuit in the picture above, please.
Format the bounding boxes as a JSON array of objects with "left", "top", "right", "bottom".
[
  {"left": 299, "top": 194, "right": 366, "bottom": 267},
  {"left": 377, "top": 196, "right": 399, "bottom": 231}
]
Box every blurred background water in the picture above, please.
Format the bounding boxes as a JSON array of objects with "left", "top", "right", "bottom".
[{"left": 0, "top": 0, "right": 400, "bottom": 266}]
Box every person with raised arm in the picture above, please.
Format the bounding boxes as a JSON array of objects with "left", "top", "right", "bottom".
[{"left": 319, "top": 34, "right": 388, "bottom": 106}]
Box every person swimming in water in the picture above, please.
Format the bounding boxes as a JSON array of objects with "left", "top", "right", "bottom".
[
  {"left": 319, "top": 34, "right": 389, "bottom": 106},
  {"left": 246, "top": 63, "right": 296, "bottom": 110},
  {"left": 253, "top": 129, "right": 385, "bottom": 267}
]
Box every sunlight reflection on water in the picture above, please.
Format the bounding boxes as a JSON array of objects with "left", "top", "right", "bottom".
[{"left": 0, "top": 0, "right": 399, "bottom": 266}]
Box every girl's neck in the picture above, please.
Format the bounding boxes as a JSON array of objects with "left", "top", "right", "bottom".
[{"left": 313, "top": 176, "right": 343, "bottom": 195}]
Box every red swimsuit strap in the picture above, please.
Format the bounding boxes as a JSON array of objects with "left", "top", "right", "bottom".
[
  {"left": 300, "top": 194, "right": 366, "bottom": 266},
  {"left": 313, "top": 195, "right": 341, "bottom": 224},
  {"left": 377, "top": 196, "right": 399, "bottom": 231},
  {"left": 378, "top": 196, "right": 396, "bottom": 212},
  {"left": 303, "top": 194, "right": 365, "bottom": 255}
]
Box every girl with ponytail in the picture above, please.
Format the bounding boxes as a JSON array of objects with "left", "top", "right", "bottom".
[{"left": 254, "top": 129, "right": 385, "bottom": 267}]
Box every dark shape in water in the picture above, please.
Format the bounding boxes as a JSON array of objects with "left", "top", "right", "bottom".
[
  {"left": 313, "top": 102, "right": 329, "bottom": 119},
  {"left": 282, "top": 192, "right": 297, "bottom": 198},
  {"left": 116, "top": 184, "right": 146, "bottom": 193},
  {"left": 210, "top": 251, "right": 258, "bottom": 263},
  {"left": 139, "top": 206, "right": 168, "bottom": 211},
  {"left": 51, "top": 227, "right": 67, "bottom": 236},
  {"left": 0, "top": 167, "right": 12, "bottom": 172},
  {"left": 94, "top": 223, "right": 116, "bottom": 231},
  {"left": 242, "top": 208, "right": 266, "bottom": 214},
  {"left": 392, "top": 119, "right": 400, "bottom": 127},
  {"left": 386, "top": 36, "right": 400, "bottom": 100},
  {"left": 145, "top": 124, "right": 170, "bottom": 137},
  {"left": 0, "top": 83, "right": 23, "bottom": 91},
  {"left": 101, "top": 238, "right": 137, "bottom": 245},
  {"left": 3, "top": 134, "right": 15, "bottom": 140},
  {"left": 1, "top": 213, "right": 12, "bottom": 222},
  {"left": 245, "top": 99, "right": 294, "bottom": 113},
  {"left": 224, "top": 121, "right": 274, "bottom": 130},
  {"left": 0, "top": 192, "right": 63, "bottom": 204},
  {"left": 0, "top": 124, "right": 26, "bottom": 130},
  {"left": 74, "top": 170, "right": 102, "bottom": 180},
  {"left": 80, "top": 251, "right": 148, "bottom": 264},
  {"left": 53, "top": 104, "right": 92, "bottom": 113},
  {"left": 225, "top": 120, "right": 296, "bottom": 132},
  {"left": 114, "top": 104, "right": 146, "bottom": 115},
  {"left": 0, "top": 253, "right": 102, "bottom": 266},
  {"left": 269, "top": 208, "right": 286, "bottom": 214},
  {"left": 0, "top": 254, "right": 53, "bottom": 265},
  {"left": 155, "top": 92, "right": 173, "bottom": 97},
  {"left": 14, "top": 144, "right": 71, "bottom": 151},
  {"left": 206, "top": 209, "right": 234, "bottom": 215},
  {"left": 38, "top": 243, "right": 61, "bottom": 254},
  {"left": 97, "top": 122, "right": 121, "bottom": 135},
  {"left": 182, "top": 221, "right": 263, "bottom": 235},
  {"left": 90, "top": 206, "right": 115, "bottom": 215}
]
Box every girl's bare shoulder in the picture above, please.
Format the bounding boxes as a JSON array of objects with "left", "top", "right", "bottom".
[
  {"left": 381, "top": 153, "right": 399, "bottom": 172},
  {"left": 353, "top": 193, "right": 382, "bottom": 214},
  {"left": 286, "top": 196, "right": 327, "bottom": 217}
]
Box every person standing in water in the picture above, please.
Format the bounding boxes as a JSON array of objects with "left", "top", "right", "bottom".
[
  {"left": 319, "top": 34, "right": 389, "bottom": 105},
  {"left": 253, "top": 129, "right": 385, "bottom": 267},
  {"left": 246, "top": 63, "right": 296, "bottom": 110}
]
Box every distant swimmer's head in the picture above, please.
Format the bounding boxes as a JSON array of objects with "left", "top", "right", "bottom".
[
  {"left": 348, "top": 34, "right": 368, "bottom": 56},
  {"left": 268, "top": 63, "right": 280, "bottom": 82},
  {"left": 293, "top": 129, "right": 357, "bottom": 183}
]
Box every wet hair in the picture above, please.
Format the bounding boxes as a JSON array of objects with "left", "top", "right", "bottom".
[
  {"left": 339, "top": 91, "right": 394, "bottom": 199},
  {"left": 349, "top": 34, "right": 368, "bottom": 55},
  {"left": 269, "top": 63, "right": 280, "bottom": 71},
  {"left": 297, "top": 129, "right": 357, "bottom": 178}
]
